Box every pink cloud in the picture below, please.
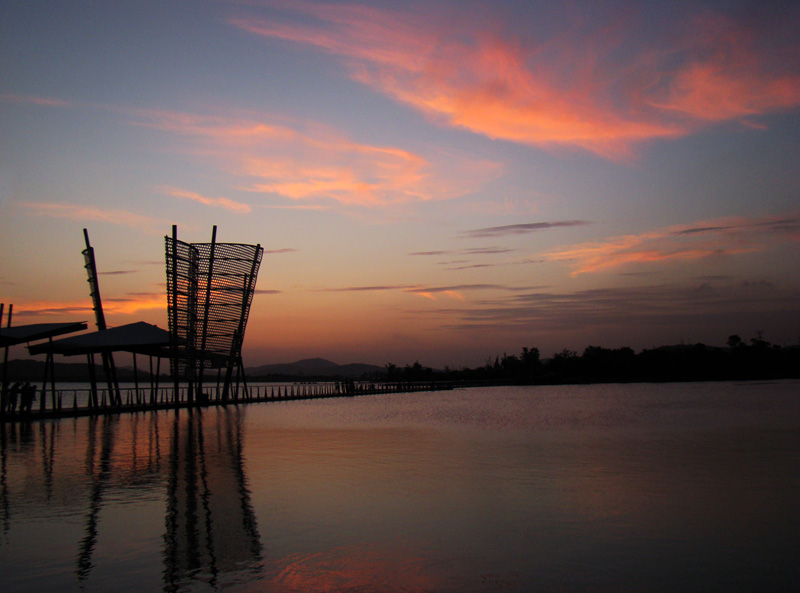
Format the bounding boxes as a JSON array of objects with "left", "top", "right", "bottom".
[
  {"left": 647, "top": 12, "right": 800, "bottom": 120},
  {"left": 133, "top": 109, "right": 500, "bottom": 206},
  {"left": 162, "top": 186, "right": 252, "bottom": 213},
  {"left": 231, "top": 3, "right": 800, "bottom": 158},
  {"left": 21, "top": 202, "right": 165, "bottom": 234}
]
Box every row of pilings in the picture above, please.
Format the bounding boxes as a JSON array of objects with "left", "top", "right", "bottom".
[{"left": 0, "top": 380, "right": 455, "bottom": 422}]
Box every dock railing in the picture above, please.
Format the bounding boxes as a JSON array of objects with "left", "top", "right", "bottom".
[{"left": 1, "top": 380, "right": 455, "bottom": 421}]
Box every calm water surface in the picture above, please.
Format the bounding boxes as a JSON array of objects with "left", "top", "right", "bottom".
[{"left": 1, "top": 382, "right": 798, "bottom": 592}]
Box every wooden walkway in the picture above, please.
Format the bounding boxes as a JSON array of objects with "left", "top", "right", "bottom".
[{"left": 0, "top": 381, "right": 454, "bottom": 422}]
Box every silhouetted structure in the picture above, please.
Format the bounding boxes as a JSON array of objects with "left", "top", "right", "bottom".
[
  {"left": 82, "top": 229, "right": 120, "bottom": 405},
  {"left": 165, "top": 225, "right": 263, "bottom": 403},
  {"left": 1, "top": 303, "right": 87, "bottom": 418}
]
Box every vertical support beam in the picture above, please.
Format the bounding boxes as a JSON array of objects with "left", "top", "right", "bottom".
[
  {"left": 48, "top": 337, "right": 57, "bottom": 410},
  {"left": 170, "top": 225, "right": 181, "bottom": 404},
  {"left": 83, "top": 229, "right": 120, "bottom": 405},
  {"left": 197, "top": 225, "right": 217, "bottom": 403},
  {"left": 40, "top": 350, "right": 51, "bottom": 412},
  {"left": 222, "top": 246, "right": 260, "bottom": 401},
  {"left": 132, "top": 353, "right": 139, "bottom": 404},
  {"left": 154, "top": 356, "right": 161, "bottom": 405}
]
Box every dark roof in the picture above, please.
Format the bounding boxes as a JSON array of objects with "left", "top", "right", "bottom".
[
  {"left": 0, "top": 321, "right": 88, "bottom": 347},
  {"left": 27, "top": 321, "right": 172, "bottom": 356}
]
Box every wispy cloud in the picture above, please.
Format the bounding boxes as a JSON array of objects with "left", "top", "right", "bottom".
[
  {"left": 406, "top": 284, "right": 514, "bottom": 294},
  {"left": 409, "top": 244, "right": 522, "bottom": 271},
  {"left": 321, "top": 285, "right": 417, "bottom": 292},
  {"left": 1, "top": 93, "right": 69, "bottom": 107},
  {"left": 232, "top": 3, "right": 800, "bottom": 158},
  {"left": 548, "top": 211, "right": 800, "bottom": 274},
  {"left": 407, "top": 283, "right": 524, "bottom": 302},
  {"left": 409, "top": 246, "right": 514, "bottom": 259},
  {"left": 318, "top": 283, "right": 527, "bottom": 303},
  {"left": 12, "top": 302, "right": 93, "bottom": 317},
  {"left": 263, "top": 248, "right": 298, "bottom": 254},
  {"left": 20, "top": 202, "right": 166, "bottom": 234},
  {"left": 13, "top": 293, "right": 164, "bottom": 317},
  {"left": 258, "top": 203, "right": 332, "bottom": 211},
  {"left": 464, "top": 246, "right": 516, "bottom": 254},
  {"left": 409, "top": 250, "right": 452, "bottom": 256},
  {"left": 462, "top": 221, "right": 591, "bottom": 238},
  {"left": 445, "top": 263, "right": 497, "bottom": 271},
  {"left": 132, "top": 109, "right": 500, "bottom": 207},
  {"left": 647, "top": 11, "right": 800, "bottom": 121},
  {"left": 421, "top": 279, "right": 799, "bottom": 340},
  {"left": 163, "top": 186, "right": 252, "bottom": 213},
  {"left": 90, "top": 294, "right": 165, "bottom": 315}
]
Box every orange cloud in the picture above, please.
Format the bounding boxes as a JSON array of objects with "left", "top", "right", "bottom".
[
  {"left": 9, "top": 293, "right": 164, "bottom": 319},
  {"left": 548, "top": 211, "right": 800, "bottom": 274},
  {"left": 162, "top": 186, "right": 252, "bottom": 213},
  {"left": 133, "top": 109, "right": 499, "bottom": 206},
  {"left": 232, "top": 3, "right": 800, "bottom": 158},
  {"left": 21, "top": 202, "right": 166, "bottom": 234},
  {"left": 10, "top": 300, "right": 93, "bottom": 317},
  {"left": 101, "top": 294, "right": 166, "bottom": 315},
  {"left": 443, "top": 290, "right": 465, "bottom": 301}
]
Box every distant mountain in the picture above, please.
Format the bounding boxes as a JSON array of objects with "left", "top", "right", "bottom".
[{"left": 246, "top": 358, "right": 383, "bottom": 379}]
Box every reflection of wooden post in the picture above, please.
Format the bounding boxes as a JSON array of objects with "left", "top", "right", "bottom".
[
  {"left": 87, "top": 353, "right": 99, "bottom": 408},
  {"left": 77, "top": 415, "right": 117, "bottom": 582}
]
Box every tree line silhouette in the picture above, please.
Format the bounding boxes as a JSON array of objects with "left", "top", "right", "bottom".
[
  {"left": 383, "top": 335, "right": 800, "bottom": 384},
  {"left": 3, "top": 334, "right": 797, "bottom": 386}
]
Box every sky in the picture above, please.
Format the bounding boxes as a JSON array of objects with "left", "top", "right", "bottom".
[{"left": 2, "top": 0, "right": 799, "bottom": 369}]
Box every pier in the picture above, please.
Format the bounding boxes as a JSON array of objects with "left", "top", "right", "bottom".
[{"left": 0, "top": 380, "right": 454, "bottom": 422}]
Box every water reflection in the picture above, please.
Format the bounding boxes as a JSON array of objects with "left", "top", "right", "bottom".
[
  {"left": 2, "top": 383, "right": 799, "bottom": 592},
  {"left": 77, "top": 416, "right": 118, "bottom": 581},
  {"left": 0, "top": 408, "right": 261, "bottom": 592},
  {"left": 163, "top": 409, "right": 262, "bottom": 591}
]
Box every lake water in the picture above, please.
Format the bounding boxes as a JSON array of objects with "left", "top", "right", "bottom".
[{"left": 1, "top": 381, "right": 798, "bottom": 592}]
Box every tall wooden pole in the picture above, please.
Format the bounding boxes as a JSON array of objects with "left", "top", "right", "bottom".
[{"left": 83, "top": 229, "right": 120, "bottom": 405}]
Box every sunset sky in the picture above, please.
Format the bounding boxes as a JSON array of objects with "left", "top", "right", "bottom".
[{"left": 2, "top": 0, "right": 799, "bottom": 368}]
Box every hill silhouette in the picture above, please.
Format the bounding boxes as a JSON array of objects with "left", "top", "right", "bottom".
[{"left": 239, "top": 358, "right": 383, "bottom": 380}]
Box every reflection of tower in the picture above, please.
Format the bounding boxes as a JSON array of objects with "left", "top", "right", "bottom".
[
  {"left": 77, "top": 415, "right": 118, "bottom": 582},
  {"left": 163, "top": 409, "right": 262, "bottom": 590},
  {"left": 0, "top": 422, "right": 8, "bottom": 536}
]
